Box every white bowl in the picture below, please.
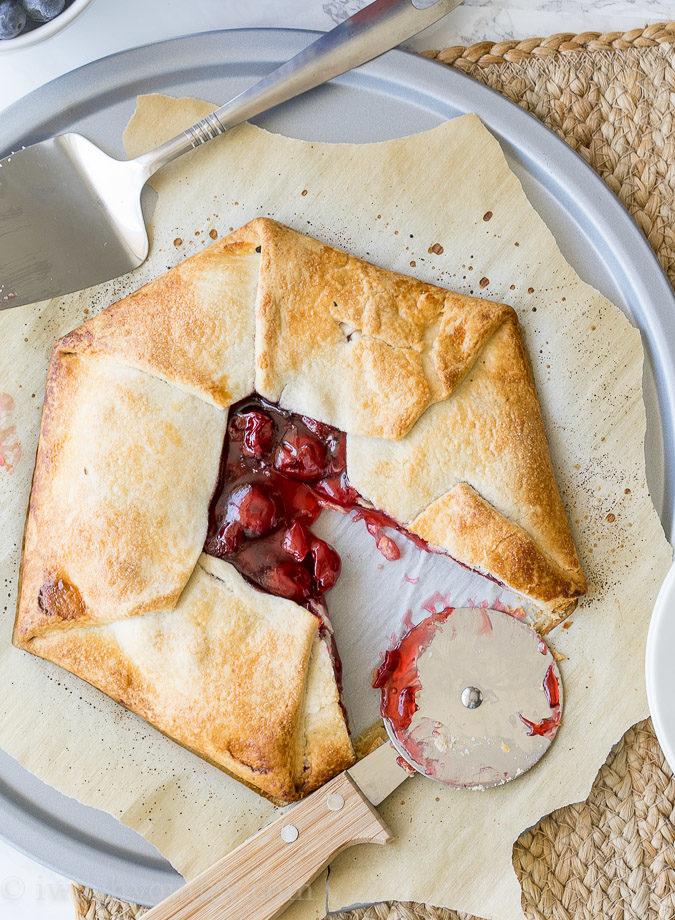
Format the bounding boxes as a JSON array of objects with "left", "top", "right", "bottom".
[
  {"left": 0, "top": 0, "right": 94, "bottom": 51},
  {"left": 645, "top": 561, "right": 675, "bottom": 773}
]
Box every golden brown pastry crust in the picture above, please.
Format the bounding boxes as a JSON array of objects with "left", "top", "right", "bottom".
[
  {"left": 254, "top": 219, "right": 514, "bottom": 439},
  {"left": 15, "top": 349, "right": 227, "bottom": 645},
  {"left": 15, "top": 217, "right": 585, "bottom": 802},
  {"left": 23, "top": 557, "right": 353, "bottom": 802},
  {"left": 58, "top": 231, "right": 261, "bottom": 408},
  {"left": 347, "top": 316, "right": 587, "bottom": 624}
]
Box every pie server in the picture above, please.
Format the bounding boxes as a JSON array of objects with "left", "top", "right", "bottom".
[
  {"left": 139, "top": 607, "right": 563, "bottom": 920},
  {"left": 0, "top": 0, "right": 464, "bottom": 309}
]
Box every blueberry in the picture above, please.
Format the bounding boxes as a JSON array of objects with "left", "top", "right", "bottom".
[
  {"left": 22, "top": 0, "right": 65, "bottom": 22},
  {"left": 0, "top": 0, "right": 26, "bottom": 38}
]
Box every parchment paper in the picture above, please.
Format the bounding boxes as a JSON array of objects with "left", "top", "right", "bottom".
[{"left": 0, "top": 94, "right": 671, "bottom": 920}]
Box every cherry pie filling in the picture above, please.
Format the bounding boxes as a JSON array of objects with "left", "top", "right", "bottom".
[
  {"left": 204, "top": 394, "right": 426, "bottom": 597},
  {"left": 205, "top": 394, "right": 361, "bottom": 605},
  {"left": 204, "top": 395, "right": 417, "bottom": 703}
]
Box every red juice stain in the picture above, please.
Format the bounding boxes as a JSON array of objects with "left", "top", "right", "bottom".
[
  {"left": 373, "top": 607, "right": 455, "bottom": 732},
  {"left": 477, "top": 608, "right": 493, "bottom": 635},
  {"left": 519, "top": 712, "right": 560, "bottom": 740},
  {"left": 543, "top": 662, "right": 560, "bottom": 707},
  {"left": 395, "top": 755, "right": 417, "bottom": 775},
  {"left": 519, "top": 663, "right": 561, "bottom": 740},
  {"left": 352, "top": 507, "right": 427, "bottom": 559},
  {"left": 0, "top": 393, "right": 21, "bottom": 474},
  {"left": 421, "top": 590, "right": 452, "bottom": 614}
]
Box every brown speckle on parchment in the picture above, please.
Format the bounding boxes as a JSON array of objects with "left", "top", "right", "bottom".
[
  {"left": 410, "top": 261, "right": 416, "bottom": 268},
  {"left": 301, "top": 189, "right": 308, "bottom": 197},
  {"left": 528, "top": 287, "right": 535, "bottom": 294},
  {"left": 209, "top": 229, "right": 218, "bottom": 240},
  {"left": 483, "top": 211, "right": 493, "bottom": 222},
  {"left": 479, "top": 277, "right": 489, "bottom": 289},
  {"left": 173, "top": 238, "right": 183, "bottom": 247},
  {"left": 428, "top": 243, "right": 444, "bottom": 255},
  {"left": 606, "top": 513, "right": 616, "bottom": 523}
]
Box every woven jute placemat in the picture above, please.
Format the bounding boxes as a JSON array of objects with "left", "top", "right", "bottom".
[{"left": 72, "top": 23, "right": 675, "bottom": 920}]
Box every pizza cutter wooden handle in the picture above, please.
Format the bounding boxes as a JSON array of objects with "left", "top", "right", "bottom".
[{"left": 140, "top": 772, "right": 392, "bottom": 920}]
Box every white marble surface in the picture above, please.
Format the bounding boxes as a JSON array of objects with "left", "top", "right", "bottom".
[
  {"left": 0, "top": 0, "right": 666, "bottom": 918},
  {"left": 0, "top": 838, "right": 73, "bottom": 919},
  {"left": 0, "top": 0, "right": 670, "bottom": 112}
]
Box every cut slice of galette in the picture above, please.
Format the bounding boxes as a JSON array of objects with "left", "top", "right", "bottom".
[{"left": 14, "top": 218, "right": 586, "bottom": 803}]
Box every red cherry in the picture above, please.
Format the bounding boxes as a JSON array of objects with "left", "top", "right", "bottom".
[
  {"left": 274, "top": 427, "right": 326, "bottom": 480},
  {"left": 376, "top": 533, "right": 401, "bottom": 561},
  {"left": 261, "top": 560, "right": 312, "bottom": 603},
  {"left": 228, "top": 413, "right": 246, "bottom": 442},
  {"left": 206, "top": 397, "right": 355, "bottom": 602},
  {"left": 282, "top": 521, "right": 311, "bottom": 561},
  {"left": 302, "top": 416, "right": 335, "bottom": 440},
  {"left": 240, "top": 410, "right": 275, "bottom": 459},
  {"left": 229, "top": 483, "right": 278, "bottom": 538},
  {"left": 310, "top": 539, "right": 341, "bottom": 593},
  {"left": 217, "top": 519, "right": 243, "bottom": 555},
  {"left": 327, "top": 432, "right": 348, "bottom": 474},
  {"left": 313, "top": 474, "right": 359, "bottom": 508},
  {"left": 283, "top": 479, "right": 322, "bottom": 523}
]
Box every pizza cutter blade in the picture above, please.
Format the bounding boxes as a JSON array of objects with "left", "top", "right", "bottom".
[
  {"left": 377, "top": 606, "right": 563, "bottom": 788},
  {"left": 137, "top": 607, "right": 562, "bottom": 920}
]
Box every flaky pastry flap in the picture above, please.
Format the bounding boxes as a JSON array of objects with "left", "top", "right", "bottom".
[
  {"left": 57, "top": 228, "right": 262, "bottom": 408},
  {"left": 347, "top": 319, "right": 587, "bottom": 623},
  {"left": 15, "top": 350, "right": 227, "bottom": 644},
  {"left": 254, "top": 219, "right": 512, "bottom": 439},
  {"left": 22, "top": 555, "right": 354, "bottom": 802}
]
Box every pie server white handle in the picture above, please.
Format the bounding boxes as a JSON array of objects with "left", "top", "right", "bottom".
[{"left": 139, "top": 772, "right": 391, "bottom": 920}]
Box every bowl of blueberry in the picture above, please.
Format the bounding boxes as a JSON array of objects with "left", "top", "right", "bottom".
[{"left": 0, "top": 0, "right": 94, "bottom": 48}]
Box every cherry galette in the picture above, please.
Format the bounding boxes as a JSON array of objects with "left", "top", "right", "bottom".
[{"left": 14, "top": 219, "right": 585, "bottom": 802}]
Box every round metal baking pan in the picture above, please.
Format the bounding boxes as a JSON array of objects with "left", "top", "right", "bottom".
[{"left": 1, "top": 28, "right": 674, "bottom": 905}]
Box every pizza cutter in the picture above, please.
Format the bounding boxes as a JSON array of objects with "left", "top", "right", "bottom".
[{"left": 140, "top": 607, "right": 562, "bottom": 920}]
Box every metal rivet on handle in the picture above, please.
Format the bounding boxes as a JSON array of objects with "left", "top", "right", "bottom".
[
  {"left": 281, "top": 824, "right": 299, "bottom": 843},
  {"left": 326, "top": 793, "right": 345, "bottom": 812}
]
